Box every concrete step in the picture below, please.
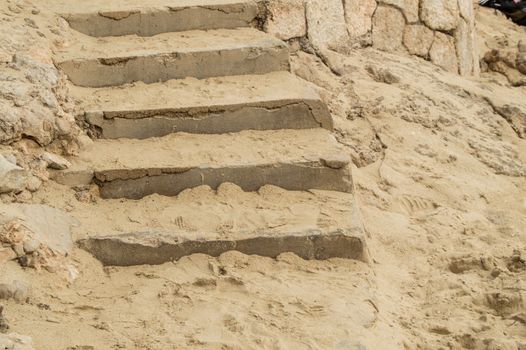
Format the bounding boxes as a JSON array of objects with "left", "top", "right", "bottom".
[
  {"left": 54, "top": 182, "right": 367, "bottom": 266},
  {"left": 57, "top": 0, "right": 258, "bottom": 37},
  {"left": 52, "top": 129, "right": 353, "bottom": 199},
  {"left": 55, "top": 28, "right": 289, "bottom": 87},
  {"left": 72, "top": 72, "right": 332, "bottom": 139}
]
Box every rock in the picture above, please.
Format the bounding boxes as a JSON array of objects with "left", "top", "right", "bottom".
[
  {"left": 455, "top": 19, "right": 474, "bottom": 76},
  {"left": 0, "top": 333, "right": 35, "bottom": 350},
  {"left": 377, "top": 0, "right": 419, "bottom": 22},
  {"left": 320, "top": 154, "right": 351, "bottom": 169},
  {"left": 306, "top": 0, "right": 349, "bottom": 50},
  {"left": 344, "top": 0, "right": 377, "bottom": 39},
  {"left": 420, "top": 0, "right": 460, "bottom": 31},
  {"left": 22, "top": 239, "right": 39, "bottom": 254},
  {"left": 0, "top": 101, "right": 22, "bottom": 144},
  {"left": 0, "top": 155, "right": 28, "bottom": 194},
  {"left": 20, "top": 103, "right": 56, "bottom": 146},
  {"left": 41, "top": 152, "right": 71, "bottom": 170},
  {"left": 25, "top": 176, "right": 42, "bottom": 193},
  {"left": 0, "top": 248, "right": 16, "bottom": 264},
  {"left": 372, "top": 6, "right": 406, "bottom": 52},
  {"left": 457, "top": 0, "right": 474, "bottom": 23},
  {"left": 403, "top": 24, "right": 434, "bottom": 57},
  {"left": 0, "top": 204, "right": 75, "bottom": 255},
  {"left": 519, "top": 40, "right": 526, "bottom": 53},
  {"left": 264, "top": 0, "right": 306, "bottom": 41},
  {"left": 12, "top": 244, "right": 24, "bottom": 257},
  {"left": 0, "top": 306, "right": 8, "bottom": 333},
  {"left": 366, "top": 65, "right": 401, "bottom": 84},
  {"left": 430, "top": 32, "right": 459, "bottom": 73}
]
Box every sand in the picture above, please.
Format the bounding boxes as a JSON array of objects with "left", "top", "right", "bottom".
[{"left": 0, "top": 2, "right": 525, "bottom": 350}]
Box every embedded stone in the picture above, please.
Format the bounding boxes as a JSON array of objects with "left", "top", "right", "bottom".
[
  {"left": 420, "top": 0, "right": 460, "bottom": 31},
  {"left": 403, "top": 24, "right": 434, "bottom": 57},
  {"left": 265, "top": 0, "right": 306, "bottom": 40},
  {"left": 344, "top": 0, "right": 377, "bottom": 39},
  {"left": 455, "top": 19, "right": 474, "bottom": 76},
  {"left": 306, "top": 0, "right": 349, "bottom": 50},
  {"left": 372, "top": 6, "right": 406, "bottom": 52},
  {"left": 430, "top": 32, "right": 459, "bottom": 73}
]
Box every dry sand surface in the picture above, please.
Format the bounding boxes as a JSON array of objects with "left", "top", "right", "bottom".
[{"left": 0, "top": 1, "right": 525, "bottom": 350}]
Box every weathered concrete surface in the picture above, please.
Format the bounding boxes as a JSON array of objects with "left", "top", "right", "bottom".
[
  {"left": 77, "top": 192, "right": 367, "bottom": 266},
  {"left": 61, "top": 1, "right": 258, "bottom": 37},
  {"left": 75, "top": 72, "right": 332, "bottom": 138},
  {"left": 52, "top": 129, "right": 353, "bottom": 199},
  {"left": 79, "top": 228, "right": 367, "bottom": 266},
  {"left": 55, "top": 28, "right": 289, "bottom": 87}
]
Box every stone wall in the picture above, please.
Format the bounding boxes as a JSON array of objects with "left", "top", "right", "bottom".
[{"left": 262, "top": 0, "right": 479, "bottom": 76}]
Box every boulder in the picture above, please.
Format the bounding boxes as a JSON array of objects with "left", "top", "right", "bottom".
[
  {"left": 265, "top": 0, "right": 306, "bottom": 40},
  {"left": 372, "top": 6, "right": 406, "bottom": 52},
  {"left": 403, "top": 24, "right": 434, "bottom": 57},
  {"left": 454, "top": 19, "right": 474, "bottom": 76},
  {"left": 430, "top": 32, "right": 459, "bottom": 73},
  {"left": 0, "top": 155, "right": 27, "bottom": 194},
  {"left": 420, "top": 0, "right": 460, "bottom": 31},
  {"left": 306, "top": 0, "right": 349, "bottom": 50},
  {"left": 344, "top": 0, "right": 377, "bottom": 39}
]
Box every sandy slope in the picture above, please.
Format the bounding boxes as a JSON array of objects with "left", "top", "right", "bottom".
[{"left": 0, "top": 2, "right": 525, "bottom": 350}]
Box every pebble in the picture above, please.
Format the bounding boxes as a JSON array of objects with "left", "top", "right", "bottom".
[{"left": 23, "top": 239, "right": 39, "bottom": 254}]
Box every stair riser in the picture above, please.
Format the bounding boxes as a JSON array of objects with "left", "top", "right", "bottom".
[
  {"left": 87, "top": 101, "right": 332, "bottom": 138},
  {"left": 94, "top": 164, "right": 352, "bottom": 199},
  {"left": 79, "top": 233, "right": 367, "bottom": 266},
  {"left": 58, "top": 46, "right": 289, "bottom": 87},
  {"left": 63, "top": 3, "right": 258, "bottom": 37}
]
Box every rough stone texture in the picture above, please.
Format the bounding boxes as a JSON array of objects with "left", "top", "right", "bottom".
[
  {"left": 403, "top": 24, "right": 434, "bottom": 57},
  {"left": 41, "top": 151, "right": 71, "bottom": 170},
  {"left": 344, "top": 0, "right": 377, "bottom": 39},
  {"left": 378, "top": 0, "right": 419, "bottom": 22},
  {"left": 0, "top": 204, "right": 74, "bottom": 255},
  {"left": 306, "top": 0, "right": 349, "bottom": 50},
  {"left": 420, "top": 0, "right": 460, "bottom": 31},
  {"left": 265, "top": 0, "right": 306, "bottom": 40},
  {"left": 0, "top": 155, "right": 27, "bottom": 194},
  {"left": 78, "top": 72, "right": 333, "bottom": 139},
  {"left": 372, "top": 6, "right": 406, "bottom": 52},
  {"left": 457, "top": 0, "right": 474, "bottom": 23},
  {"left": 455, "top": 19, "right": 474, "bottom": 76},
  {"left": 430, "top": 32, "right": 459, "bottom": 73}
]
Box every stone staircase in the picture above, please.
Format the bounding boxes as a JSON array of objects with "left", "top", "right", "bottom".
[{"left": 51, "top": 0, "right": 368, "bottom": 266}]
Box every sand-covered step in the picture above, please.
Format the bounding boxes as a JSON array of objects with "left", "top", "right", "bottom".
[
  {"left": 50, "top": 182, "right": 367, "bottom": 266},
  {"left": 56, "top": 0, "right": 258, "bottom": 37},
  {"left": 55, "top": 28, "right": 289, "bottom": 87},
  {"left": 52, "top": 129, "right": 353, "bottom": 199},
  {"left": 73, "top": 72, "right": 332, "bottom": 138}
]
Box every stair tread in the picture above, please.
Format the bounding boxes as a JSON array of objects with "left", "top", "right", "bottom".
[
  {"left": 73, "top": 72, "right": 321, "bottom": 115},
  {"left": 54, "top": 183, "right": 367, "bottom": 265},
  {"left": 64, "top": 129, "right": 348, "bottom": 177},
  {"left": 51, "top": 0, "right": 255, "bottom": 14},
  {"left": 55, "top": 27, "right": 285, "bottom": 63}
]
